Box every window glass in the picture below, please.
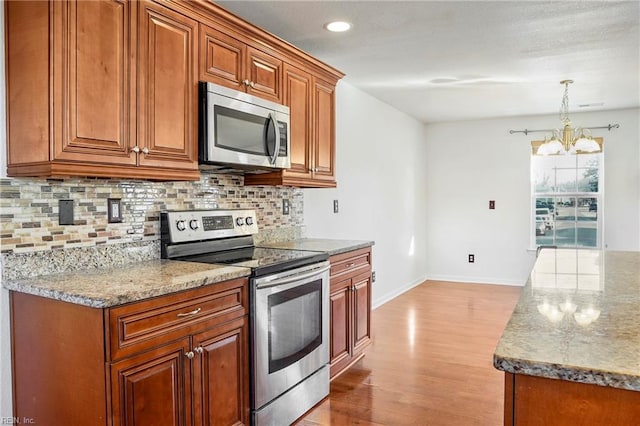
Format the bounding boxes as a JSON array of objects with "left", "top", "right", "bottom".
[{"left": 531, "top": 145, "right": 602, "bottom": 249}]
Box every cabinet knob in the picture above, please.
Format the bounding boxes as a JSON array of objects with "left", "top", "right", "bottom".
[
  {"left": 131, "top": 146, "right": 140, "bottom": 154},
  {"left": 185, "top": 351, "right": 195, "bottom": 359},
  {"left": 249, "top": 81, "right": 256, "bottom": 88},
  {"left": 194, "top": 346, "right": 204, "bottom": 355},
  {"left": 141, "top": 147, "right": 149, "bottom": 154},
  {"left": 243, "top": 79, "right": 250, "bottom": 86}
]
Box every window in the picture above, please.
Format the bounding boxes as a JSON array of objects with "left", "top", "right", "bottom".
[{"left": 531, "top": 140, "right": 603, "bottom": 248}]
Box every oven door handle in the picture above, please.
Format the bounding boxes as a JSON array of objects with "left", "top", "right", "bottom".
[{"left": 255, "top": 264, "right": 330, "bottom": 290}]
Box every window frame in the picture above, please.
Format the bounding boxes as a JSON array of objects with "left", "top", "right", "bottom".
[{"left": 530, "top": 139, "right": 604, "bottom": 250}]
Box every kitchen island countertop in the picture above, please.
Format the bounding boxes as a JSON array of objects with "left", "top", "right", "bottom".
[
  {"left": 257, "top": 238, "right": 374, "bottom": 256},
  {"left": 2, "top": 260, "right": 251, "bottom": 308},
  {"left": 493, "top": 249, "right": 640, "bottom": 392}
]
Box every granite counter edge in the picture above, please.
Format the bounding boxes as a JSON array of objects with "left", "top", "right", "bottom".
[
  {"left": 325, "top": 241, "right": 375, "bottom": 256},
  {"left": 3, "top": 267, "right": 251, "bottom": 309},
  {"left": 493, "top": 353, "right": 640, "bottom": 392},
  {"left": 259, "top": 239, "right": 375, "bottom": 256}
]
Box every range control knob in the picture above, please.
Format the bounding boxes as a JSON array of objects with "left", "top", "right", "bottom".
[
  {"left": 245, "top": 216, "right": 254, "bottom": 226},
  {"left": 189, "top": 219, "right": 199, "bottom": 230},
  {"left": 236, "top": 217, "right": 245, "bottom": 226},
  {"left": 176, "top": 220, "right": 186, "bottom": 231}
]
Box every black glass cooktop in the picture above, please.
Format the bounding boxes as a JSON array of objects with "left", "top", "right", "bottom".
[{"left": 177, "top": 247, "right": 328, "bottom": 277}]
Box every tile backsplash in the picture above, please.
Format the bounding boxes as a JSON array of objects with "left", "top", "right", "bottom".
[{"left": 0, "top": 173, "right": 304, "bottom": 254}]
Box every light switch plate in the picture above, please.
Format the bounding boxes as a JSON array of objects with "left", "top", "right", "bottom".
[
  {"left": 59, "top": 200, "right": 74, "bottom": 225},
  {"left": 108, "top": 198, "right": 123, "bottom": 223}
]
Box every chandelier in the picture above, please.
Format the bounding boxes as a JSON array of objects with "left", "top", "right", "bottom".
[{"left": 536, "top": 80, "right": 601, "bottom": 156}]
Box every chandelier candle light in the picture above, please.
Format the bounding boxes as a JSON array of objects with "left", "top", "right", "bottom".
[{"left": 509, "top": 80, "right": 619, "bottom": 155}]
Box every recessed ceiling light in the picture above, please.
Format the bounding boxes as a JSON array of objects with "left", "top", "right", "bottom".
[{"left": 324, "top": 21, "right": 352, "bottom": 32}]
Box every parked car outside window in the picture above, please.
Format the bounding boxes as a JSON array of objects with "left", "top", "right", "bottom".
[
  {"left": 536, "top": 209, "right": 554, "bottom": 229},
  {"left": 535, "top": 218, "right": 546, "bottom": 236}
]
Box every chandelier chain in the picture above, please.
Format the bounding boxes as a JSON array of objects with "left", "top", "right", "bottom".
[{"left": 560, "top": 81, "right": 571, "bottom": 125}]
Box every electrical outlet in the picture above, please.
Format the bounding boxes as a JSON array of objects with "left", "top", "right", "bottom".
[
  {"left": 59, "top": 199, "right": 74, "bottom": 225},
  {"left": 372, "top": 271, "right": 376, "bottom": 282},
  {"left": 333, "top": 199, "right": 339, "bottom": 214},
  {"left": 282, "top": 199, "right": 290, "bottom": 215},
  {"left": 489, "top": 200, "right": 495, "bottom": 210},
  {"left": 468, "top": 254, "right": 475, "bottom": 263}
]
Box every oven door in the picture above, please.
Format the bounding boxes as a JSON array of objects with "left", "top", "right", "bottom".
[{"left": 252, "top": 261, "right": 330, "bottom": 409}]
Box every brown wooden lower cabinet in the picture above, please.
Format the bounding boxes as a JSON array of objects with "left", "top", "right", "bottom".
[
  {"left": 503, "top": 372, "right": 640, "bottom": 426},
  {"left": 111, "top": 338, "right": 193, "bottom": 426},
  {"left": 329, "top": 247, "right": 372, "bottom": 379},
  {"left": 11, "top": 278, "right": 250, "bottom": 426}
]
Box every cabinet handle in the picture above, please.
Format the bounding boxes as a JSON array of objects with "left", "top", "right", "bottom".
[
  {"left": 141, "top": 147, "right": 149, "bottom": 154},
  {"left": 194, "top": 346, "right": 204, "bottom": 355},
  {"left": 131, "top": 146, "right": 140, "bottom": 154},
  {"left": 346, "top": 262, "right": 355, "bottom": 268},
  {"left": 185, "top": 351, "right": 195, "bottom": 359},
  {"left": 177, "top": 307, "right": 201, "bottom": 318},
  {"left": 351, "top": 285, "right": 356, "bottom": 291}
]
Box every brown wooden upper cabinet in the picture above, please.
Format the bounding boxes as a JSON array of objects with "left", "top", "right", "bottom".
[
  {"left": 5, "top": 0, "right": 199, "bottom": 180},
  {"left": 137, "top": 1, "right": 199, "bottom": 175},
  {"left": 4, "top": 0, "right": 343, "bottom": 184},
  {"left": 244, "top": 66, "right": 338, "bottom": 188},
  {"left": 200, "top": 24, "right": 283, "bottom": 104}
]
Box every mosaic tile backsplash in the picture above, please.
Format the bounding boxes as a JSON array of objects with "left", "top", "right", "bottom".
[{"left": 0, "top": 173, "right": 304, "bottom": 255}]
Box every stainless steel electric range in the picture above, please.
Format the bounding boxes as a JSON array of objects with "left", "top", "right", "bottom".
[{"left": 161, "top": 209, "right": 330, "bottom": 426}]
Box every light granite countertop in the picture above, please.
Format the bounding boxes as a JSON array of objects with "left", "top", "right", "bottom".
[
  {"left": 494, "top": 249, "right": 640, "bottom": 392},
  {"left": 257, "top": 238, "right": 374, "bottom": 256},
  {"left": 2, "top": 260, "right": 251, "bottom": 308}
]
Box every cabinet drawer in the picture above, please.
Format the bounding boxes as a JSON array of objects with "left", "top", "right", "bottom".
[
  {"left": 330, "top": 247, "right": 372, "bottom": 278},
  {"left": 108, "top": 278, "right": 248, "bottom": 361}
]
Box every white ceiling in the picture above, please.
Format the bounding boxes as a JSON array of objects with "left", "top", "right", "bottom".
[{"left": 216, "top": 0, "right": 640, "bottom": 124}]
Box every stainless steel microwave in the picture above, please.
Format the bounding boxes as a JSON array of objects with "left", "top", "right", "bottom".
[{"left": 198, "top": 82, "right": 290, "bottom": 171}]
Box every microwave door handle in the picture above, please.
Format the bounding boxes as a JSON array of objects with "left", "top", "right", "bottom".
[{"left": 268, "top": 111, "right": 280, "bottom": 165}]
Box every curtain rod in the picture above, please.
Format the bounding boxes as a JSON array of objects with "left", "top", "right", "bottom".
[{"left": 509, "top": 123, "right": 620, "bottom": 135}]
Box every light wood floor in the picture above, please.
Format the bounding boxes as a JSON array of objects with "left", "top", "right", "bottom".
[{"left": 297, "top": 280, "right": 522, "bottom": 426}]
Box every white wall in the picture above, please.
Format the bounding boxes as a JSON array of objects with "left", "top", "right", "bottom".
[
  {"left": 424, "top": 108, "right": 640, "bottom": 285},
  {"left": 303, "top": 82, "right": 430, "bottom": 308}
]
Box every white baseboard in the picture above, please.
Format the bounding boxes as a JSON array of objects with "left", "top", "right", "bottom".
[{"left": 371, "top": 274, "right": 428, "bottom": 310}]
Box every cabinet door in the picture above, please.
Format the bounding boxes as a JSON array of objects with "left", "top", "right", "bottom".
[
  {"left": 329, "top": 279, "right": 352, "bottom": 374},
  {"left": 111, "top": 338, "right": 192, "bottom": 426},
  {"left": 200, "top": 24, "right": 246, "bottom": 91},
  {"left": 137, "top": 0, "right": 198, "bottom": 171},
  {"left": 246, "top": 46, "right": 282, "bottom": 103},
  {"left": 192, "top": 317, "right": 250, "bottom": 426},
  {"left": 312, "top": 78, "right": 336, "bottom": 183},
  {"left": 282, "top": 64, "right": 313, "bottom": 179},
  {"left": 352, "top": 272, "right": 372, "bottom": 353},
  {"left": 52, "top": 0, "right": 136, "bottom": 165}
]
